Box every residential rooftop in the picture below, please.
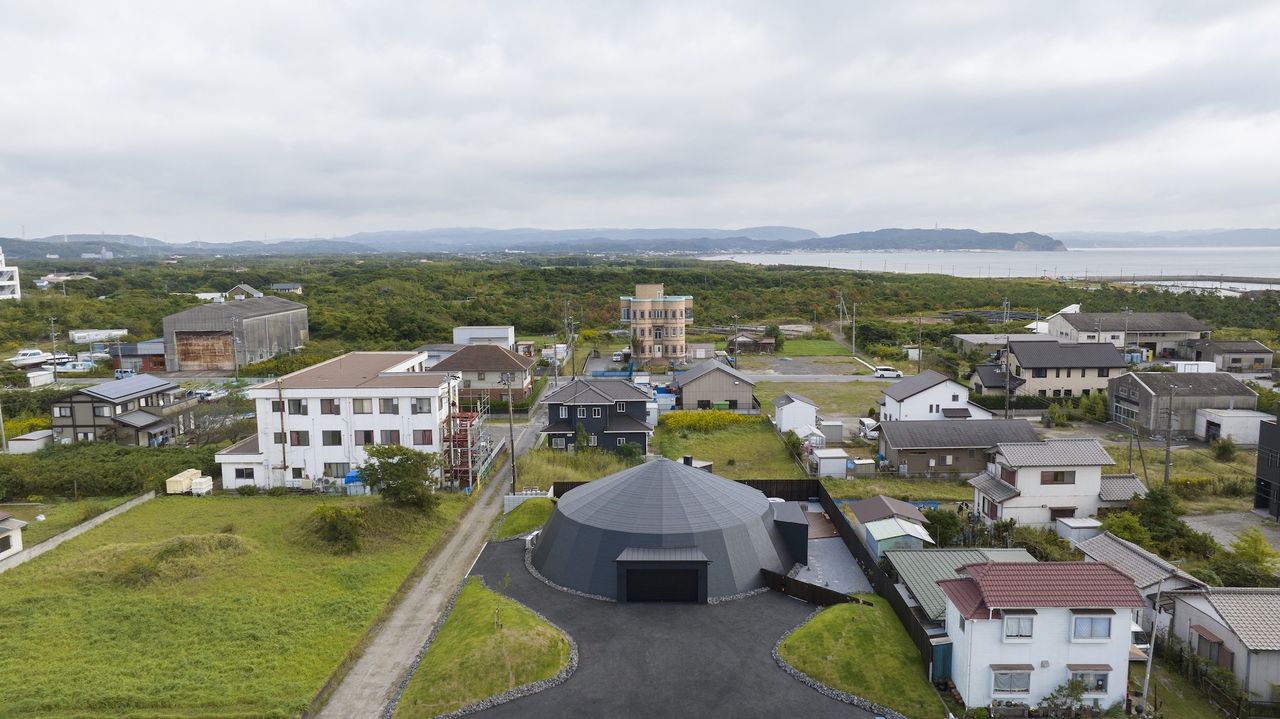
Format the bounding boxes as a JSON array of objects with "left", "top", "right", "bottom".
[
  {"left": 1077, "top": 531, "right": 1204, "bottom": 590},
  {"left": 1170, "top": 588, "right": 1280, "bottom": 651},
  {"left": 429, "top": 344, "right": 536, "bottom": 372},
  {"left": 255, "top": 352, "right": 449, "bottom": 390},
  {"left": 542, "top": 377, "right": 651, "bottom": 404},
  {"left": 672, "top": 358, "right": 754, "bottom": 387},
  {"left": 1125, "top": 372, "right": 1257, "bottom": 398},
  {"left": 882, "top": 369, "right": 952, "bottom": 402},
  {"left": 993, "top": 438, "right": 1116, "bottom": 467},
  {"left": 1008, "top": 339, "right": 1126, "bottom": 369},
  {"left": 1059, "top": 312, "right": 1209, "bottom": 333},
  {"left": 886, "top": 548, "right": 1037, "bottom": 621},
  {"left": 878, "top": 419, "right": 1039, "bottom": 450},
  {"left": 937, "top": 562, "right": 1145, "bottom": 620}
]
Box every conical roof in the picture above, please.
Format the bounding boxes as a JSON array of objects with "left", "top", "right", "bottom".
[{"left": 556, "top": 458, "right": 771, "bottom": 534}]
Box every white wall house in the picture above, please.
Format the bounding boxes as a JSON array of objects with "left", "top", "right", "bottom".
[
  {"left": 1168, "top": 588, "right": 1280, "bottom": 701},
  {"left": 1077, "top": 531, "right": 1207, "bottom": 633},
  {"left": 452, "top": 325, "right": 516, "bottom": 350},
  {"left": 215, "top": 352, "right": 459, "bottom": 490},
  {"left": 0, "top": 246, "right": 20, "bottom": 301},
  {"left": 941, "top": 562, "right": 1144, "bottom": 710},
  {"left": 969, "top": 439, "right": 1146, "bottom": 527},
  {"left": 879, "top": 370, "right": 993, "bottom": 422},
  {"left": 773, "top": 391, "right": 818, "bottom": 435},
  {"left": 0, "top": 511, "right": 28, "bottom": 560}
]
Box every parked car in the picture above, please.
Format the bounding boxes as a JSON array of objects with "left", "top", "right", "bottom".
[
  {"left": 873, "top": 366, "right": 903, "bottom": 378},
  {"left": 857, "top": 417, "right": 880, "bottom": 439},
  {"left": 611, "top": 351, "right": 624, "bottom": 362},
  {"left": 114, "top": 368, "right": 137, "bottom": 379}
]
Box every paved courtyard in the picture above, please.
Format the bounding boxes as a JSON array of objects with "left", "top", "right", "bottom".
[
  {"left": 468, "top": 541, "right": 869, "bottom": 719},
  {"left": 1184, "top": 511, "right": 1280, "bottom": 551},
  {"left": 791, "top": 537, "right": 874, "bottom": 595}
]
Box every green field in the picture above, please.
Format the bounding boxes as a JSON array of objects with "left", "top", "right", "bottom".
[
  {"left": 654, "top": 422, "right": 806, "bottom": 479},
  {"left": 776, "top": 339, "right": 851, "bottom": 356},
  {"left": 0, "top": 496, "right": 133, "bottom": 546},
  {"left": 821, "top": 476, "right": 973, "bottom": 502},
  {"left": 755, "top": 380, "right": 890, "bottom": 418},
  {"left": 495, "top": 498, "right": 554, "bottom": 540},
  {"left": 394, "top": 577, "right": 570, "bottom": 718},
  {"left": 778, "top": 597, "right": 948, "bottom": 719},
  {"left": 514, "top": 449, "right": 632, "bottom": 492},
  {"left": 0, "top": 494, "right": 469, "bottom": 718}
]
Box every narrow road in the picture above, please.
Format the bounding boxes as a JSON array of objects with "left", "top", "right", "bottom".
[{"left": 317, "top": 403, "right": 546, "bottom": 719}]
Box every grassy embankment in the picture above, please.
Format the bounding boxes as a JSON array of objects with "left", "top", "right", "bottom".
[
  {"left": 654, "top": 421, "right": 806, "bottom": 479},
  {"left": 394, "top": 577, "right": 570, "bottom": 718},
  {"left": 0, "top": 496, "right": 133, "bottom": 546},
  {"left": 0, "top": 493, "right": 469, "bottom": 718},
  {"left": 778, "top": 596, "right": 948, "bottom": 719},
  {"left": 495, "top": 498, "right": 554, "bottom": 540}
]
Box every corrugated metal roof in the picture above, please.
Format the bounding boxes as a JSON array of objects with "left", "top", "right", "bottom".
[
  {"left": 883, "top": 370, "right": 952, "bottom": 401},
  {"left": 887, "top": 548, "right": 1037, "bottom": 621},
  {"left": 167, "top": 295, "right": 305, "bottom": 320},
  {"left": 1077, "top": 532, "right": 1203, "bottom": 590},
  {"left": 1061, "top": 312, "right": 1208, "bottom": 333},
  {"left": 80, "top": 374, "right": 177, "bottom": 402},
  {"left": 615, "top": 546, "right": 710, "bottom": 563},
  {"left": 1127, "top": 372, "right": 1257, "bottom": 398},
  {"left": 672, "top": 358, "right": 754, "bottom": 387},
  {"left": 879, "top": 419, "right": 1039, "bottom": 450},
  {"left": 773, "top": 391, "right": 816, "bottom": 409},
  {"left": 216, "top": 434, "right": 261, "bottom": 456},
  {"left": 113, "top": 410, "right": 164, "bottom": 428},
  {"left": 968, "top": 472, "right": 1020, "bottom": 502},
  {"left": 864, "top": 517, "right": 934, "bottom": 543},
  {"left": 849, "top": 495, "right": 928, "bottom": 524},
  {"left": 1098, "top": 474, "right": 1148, "bottom": 502},
  {"left": 995, "top": 438, "right": 1115, "bottom": 467}
]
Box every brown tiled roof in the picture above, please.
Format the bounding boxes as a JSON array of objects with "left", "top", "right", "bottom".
[
  {"left": 940, "top": 562, "right": 1144, "bottom": 618},
  {"left": 429, "top": 344, "right": 536, "bottom": 372}
]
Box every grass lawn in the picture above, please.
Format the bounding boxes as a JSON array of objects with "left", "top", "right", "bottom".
[
  {"left": 755, "top": 381, "right": 890, "bottom": 418},
  {"left": 1129, "top": 662, "right": 1221, "bottom": 719},
  {"left": 514, "top": 448, "right": 633, "bottom": 492},
  {"left": 822, "top": 476, "right": 974, "bottom": 502},
  {"left": 394, "top": 577, "right": 570, "bottom": 718},
  {"left": 0, "top": 496, "right": 134, "bottom": 546},
  {"left": 654, "top": 423, "right": 806, "bottom": 479},
  {"left": 0, "top": 493, "right": 470, "bottom": 718},
  {"left": 776, "top": 339, "right": 851, "bottom": 356},
  {"left": 495, "top": 498, "right": 554, "bottom": 540},
  {"left": 778, "top": 596, "right": 948, "bottom": 719}
]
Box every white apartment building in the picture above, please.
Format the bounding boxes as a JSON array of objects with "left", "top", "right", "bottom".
[
  {"left": 216, "top": 352, "right": 460, "bottom": 489},
  {"left": 0, "top": 246, "right": 20, "bottom": 300}
]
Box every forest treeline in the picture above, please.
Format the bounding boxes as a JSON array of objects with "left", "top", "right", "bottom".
[{"left": 1, "top": 255, "right": 1276, "bottom": 350}]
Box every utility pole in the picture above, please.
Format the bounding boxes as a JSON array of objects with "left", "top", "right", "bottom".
[
  {"left": 1163, "top": 385, "right": 1180, "bottom": 487},
  {"left": 1140, "top": 575, "right": 1174, "bottom": 714},
  {"left": 48, "top": 317, "right": 59, "bottom": 382},
  {"left": 500, "top": 372, "right": 518, "bottom": 495},
  {"left": 916, "top": 314, "right": 923, "bottom": 375},
  {"left": 0, "top": 394, "right": 8, "bottom": 453}
]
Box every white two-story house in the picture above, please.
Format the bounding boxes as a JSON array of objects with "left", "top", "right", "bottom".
[
  {"left": 215, "top": 351, "right": 463, "bottom": 490},
  {"left": 969, "top": 439, "right": 1146, "bottom": 527},
  {"left": 879, "top": 369, "right": 993, "bottom": 422},
  {"left": 939, "top": 561, "right": 1145, "bottom": 710}
]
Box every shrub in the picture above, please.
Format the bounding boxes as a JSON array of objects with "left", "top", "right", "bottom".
[
  {"left": 266, "top": 486, "right": 288, "bottom": 497},
  {"left": 1012, "top": 527, "right": 1081, "bottom": 561},
  {"left": 1212, "top": 437, "right": 1238, "bottom": 462},
  {"left": 1100, "top": 511, "right": 1154, "bottom": 549},
  {"left": 616, "top": 442, "right": 644, "bottom": 464},
  {"left": 308, "top": 504, "right": 364, "bottom": 553},
  {"left": 236, "top": 485, "right": 260, "bottom": 496},
  {"left": 360, "top": 445, "right": 443, "bottom": 512},
  {"left": 658, "top": 410, "right": 759, "bottom": 433},
  {"left": 923, "top": 508, "right": 963, "bottom": 547},
  {"left": 0, "top": 443, "right": 217, "bottom": 501},
  {"left": 76, "top": 503, "right": 108, "bottom": 524}
]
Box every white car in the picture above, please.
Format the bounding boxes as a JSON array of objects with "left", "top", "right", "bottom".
[
  {"left": 611, "top": 351, "right": 624, "bottom": 362},
  {"left": 873, "top": 366, "right": 904, "bottom": 378}
]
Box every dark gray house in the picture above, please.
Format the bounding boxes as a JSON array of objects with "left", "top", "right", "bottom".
[
  {"left": 969, "top": 362, "right": 1025, "bottom": 396},
  {"left": 1257, "top": 419, "right": 1279, "bottom": 520},
  {"left": 1109, "top": 371, "right": 1258, "bottom": 437},
  {"left": 877, "top": 419, "right": 1041, "bottom": 474},
  {"left": 539, "top": 378, "right": 652, "bottom": 454},
  {"left": 50, "top": 374, "right": 196, "bottom": 446},
  {"left": 531, "top": 458, "right": 795, "bottom": 602}
]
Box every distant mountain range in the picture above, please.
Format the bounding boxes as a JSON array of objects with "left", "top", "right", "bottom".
[
  {"left": 0, "top": 227, "right": 1067, "bottom": 259},
  {"left": 1055, "top": 228, "right": 1280, "bottom": 248}
]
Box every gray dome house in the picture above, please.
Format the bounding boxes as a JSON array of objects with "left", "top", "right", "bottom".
[{"left": 531, "top": 459, "right": 795, "bottom": 603}]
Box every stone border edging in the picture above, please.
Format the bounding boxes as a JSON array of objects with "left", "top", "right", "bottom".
[
  {"left": 0, "top": 491, "right": 155, "bottom": 575},
  {"left": 772, "top": 608, "right": 910, "bottom": 719},
  {"left": 523, "top": 544, "right": 617, "bottom": 602},
  {"left": 382, "top": 573, "right": 579, "bottom": 719}
]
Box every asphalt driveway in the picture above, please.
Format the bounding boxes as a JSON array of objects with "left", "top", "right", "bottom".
[{"left": 469, "top": 541, "right": 867, "bottom": 719}]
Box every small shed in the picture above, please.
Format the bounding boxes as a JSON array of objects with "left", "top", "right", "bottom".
[
  {"left": 1195, "top": 408, "right": 1275, "bottom": 446},
  {"left": 849, "top": 457, "right": 875, "bottom": 476},
  {"left": 7, "top": 429, "right": 53, "bottom": 454},
  {"left": 1055, "top": 517, "right": 1103, "bottom": 545},
  {"left": 819, "top": 420, "right": 843, "bottom": 445},
  {"left": 810, "top": 447, "right": 848, "bottom": 478},
  {"left": 165, "top": 468, "right": 201, "bottom": 494},
  {"left": 863, "top": 517, "right": 934, "bottom": 559}
]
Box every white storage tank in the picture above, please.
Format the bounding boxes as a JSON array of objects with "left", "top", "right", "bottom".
[{"left": 190, "top": 476, "right": 214, "bottom": 496}]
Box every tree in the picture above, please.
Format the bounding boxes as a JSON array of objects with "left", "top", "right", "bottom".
[
  {"left": 358, "top": 445, "right": 443, "bottom": 511},
  {"left": 923, "top": 508, "right": 963, "bottom": 547},
  {"left": 1039, "top": 678, "right": 1085, "bottom": 716},
  {"left": 764, "top": 324, "right": 785, "bottom": 352},
  {"left": 1228, "top": 527, "right": 1280, "bottom": 572},
  {"left": 1101, "top": 511, "right": 1154, "bottom": 549}
]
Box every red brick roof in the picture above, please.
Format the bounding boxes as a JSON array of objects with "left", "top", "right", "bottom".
[{"left": 938, "top": 562, "right": 1144, "bottom": 619}]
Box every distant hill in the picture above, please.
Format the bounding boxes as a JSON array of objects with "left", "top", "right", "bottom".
[
  {"left": 0, "top": 235, "right": 373, "bottom": 259},
  {"left": 342, "top": 226, "right": 819, "bottom": 252},
  {"left": 803, "top": 228, "right": 1063, "bottom": 252},
  {"left": 1055, "top": 229, "right": 1280, "bottom": 248}
]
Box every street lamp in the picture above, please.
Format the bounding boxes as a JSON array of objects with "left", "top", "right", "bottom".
[{"left": 499, "top": 371, "right": 518, "bottom": 495}]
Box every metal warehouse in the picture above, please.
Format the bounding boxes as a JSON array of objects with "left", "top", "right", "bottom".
[
  {"left": 531, "top": 459, "right": 795, "bottom": 603},
  {"left": 162, "top": 296, "right": 309, "bottom": 372}
]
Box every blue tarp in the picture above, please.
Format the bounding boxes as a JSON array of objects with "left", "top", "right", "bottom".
[{"left": 344, "top": 469, "right": 363, "bottom": 485}]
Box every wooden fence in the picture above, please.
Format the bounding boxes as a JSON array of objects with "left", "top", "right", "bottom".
[{"left": 759, "top": 568, "right": 852, "bottom": 606}]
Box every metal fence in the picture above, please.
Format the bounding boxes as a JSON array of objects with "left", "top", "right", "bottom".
[{"left": 760, "top": 568, "right": 852, "bottom": 606}]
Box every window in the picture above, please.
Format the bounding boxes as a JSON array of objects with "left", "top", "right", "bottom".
[
  {"left": 1063, "top": 389, "right": 1073, "bottom": 398},
  {"left": 577, "top": 407, "right": 586, "bottom": 418},
  {"left": 993, "top": 671, "right": 1030, "bottom": 693},
  {"left": 1000, "top": 466, "right": 1017, "bottom": 485},
  {"left": 616, "top": 438, "right": 625, "bottom": 447},
  {"left": 411, "top": 398, "right": 432, "bottom": 414},
  {"left": 54, "top": 405, "right": 72, "bottom": 417},
  {"left": 1052, "top": 389, "right": 1062, "bottom": 398},
  {"left": 951, "top": 394, "right": 959, "bottom": 402},
  {"left": 1038, "top": 389, "right": 1047, "bottom": 397},
  {"left": 1032, "top": 368, "right": 1048, "bottom": 378},
  {"left": 0, "top": 534, "right": 10, "bottom": 553},
  {"left": 92, "top": 405, "right": 111, "bottom": 417},
  {"left": 413, "top": 429, "right": 433, "bottom": 445},
  {"left": 323, "top": 462, "right": 350, "bottom": 478},
  {"left": 1055, "top": 368, "right": 1062, "bottom": 378},
  {"left": 552, "top": 437, "right": 566, "bottom": 449},
  {"left": 287, "top": 399, "right": 307, "bottom": 415},
  {"left": 289, "top": 431, "right": 310, "bottom": 447},
  {"left": 1041, "top": 470, "right": 1076, "bottom": 485},
  {"left": 942, "top": 455, "right": 954, "bottom": 466},
  {"left": 1097, "top": 367, "right": 1110, "bottom": 377},
  {"left": 76, "top": 431, "right": 94, "bottom": 441},
  {"left": 322, "top": 430, "right": 342, "bottom": 446},
  {"left": 379, "top": 398, "right": 398, "bottom": 414},
  {"left": 273, "top": 431, "right": 286, "bottom": 444},
  {"left": 593, "top": 407, "right": 602, "bottom": 418},
  {"left": 380, "top": 430, "right": 400, "bottom": 445},
  {"left": 292, "top": 467, "right": 304, "bottom": 479},
  {"left": 589, "top": 435, "right": 598, "bottom": 447},
  {"left": 1230, "top": 356, "right": 1243, "bottom": 364},
  {"left": 616, "top": 402, "right": 625, "bottom": 412},
  {"left": 234, "top": 467, "right": 255, "bottom": 480},
  {"left": 1072, "top": 616, "right": 1112, "bottom": 639},
  {"left": 354, "top": 430, "right": 374, "bottom": 446},
  {"left": 1254, "top": 357, "right": 1266, "bottom": 365},
  {"left": 1070, "top": 672, "right": 1109, "bottom": 693},
  {"left": 477, "top": 371, "right": 486, "bottom": 381},
  {"left": 559, "top": 406, "right": 568, "bottom": 419},
  {"left": 1050, "top": 507, "right": 1076, "bottom": 520},
  {"left": 320, "top": 398, "right": 339, "bottom": 415},
  {"left": 1004, "top": 616, "right": 1033, "bottom": 639},
  {"left": 271, "top": 400, "right": 284, "bottom": 413},
  {"left": 352, "top": 398, "right": 373, "bottom": 414}
]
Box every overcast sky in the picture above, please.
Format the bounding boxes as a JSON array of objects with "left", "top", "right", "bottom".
[{"left": 2, "top": 1, "right": 1279, "bottom": 242}]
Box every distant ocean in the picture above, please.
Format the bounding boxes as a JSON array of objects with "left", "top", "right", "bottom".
[{"left": 700, "top": 246, "right": 1280, "bottom": 286}]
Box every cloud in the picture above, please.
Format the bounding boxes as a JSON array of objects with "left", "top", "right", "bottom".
[{"left": 0, "top": 0, "right": 1278, "bottom": 240}]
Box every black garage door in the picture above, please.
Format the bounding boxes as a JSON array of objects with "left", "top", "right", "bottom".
[{"left": 625, "top": 568, "right": 700, "bottom": 602}]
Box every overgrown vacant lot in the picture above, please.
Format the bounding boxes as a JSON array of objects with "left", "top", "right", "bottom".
[
  {"left": 0, "top": 496, "right": 132, "bottom": 545},
  {"left": 0, "top": 493, "right": 469, "bottom": 719},
  {"left": 655, "top": 421, "right": 806, "bottom": 479},
  {"left": 755, "top": 380, "right": 890, "bottom": 419},
  {"left": 394, "top": 577, "right": 570, "bottom": 718},
  {"left": 514, "top": 448, "right": 631, "bottom": 492},
  {"left": 778, "top": 597, "right": 948, "bottom": 719},
  {"left": 1105, "top": 444, "right": 1256, "bottom": 512},
  {"left": 821, "top": 476, "right": 973, "bottom": 502},
  {"left": 774, "top": 339, "right": 850, "bottom": 356}
]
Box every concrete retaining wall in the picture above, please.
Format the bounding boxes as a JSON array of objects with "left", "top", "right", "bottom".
[
  {"left": 503, "top": 490, "right": 553, "bottom": 515},
  {"left": 0, "top": 491, "right": 155, "bottom": 575}
]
